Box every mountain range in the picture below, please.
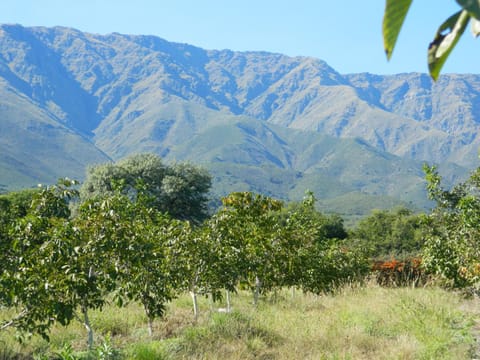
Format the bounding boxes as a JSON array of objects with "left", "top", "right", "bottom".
[{"left": 1, "top": 24, "right": 479, "bottom": 218}]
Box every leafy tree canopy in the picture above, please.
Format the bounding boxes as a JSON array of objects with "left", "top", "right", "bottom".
[
  {"left": 351, "top": 206, "right": 425, "bottom": 259},
  {"left": 80, "top": 153, "right": 212, "bottom": 224},
  {"left": 422, "top": 164, "right": 480, "bottom": 292},
  {"left": 0, "top": 187, "right": 40, "bottom": 218}
]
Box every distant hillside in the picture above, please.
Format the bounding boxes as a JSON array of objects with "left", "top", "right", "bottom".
[{"left": 0, "top": 24, "right": 477, "bottom": 216}]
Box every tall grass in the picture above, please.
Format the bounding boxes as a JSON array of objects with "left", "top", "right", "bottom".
[{"left": 0, "top": 285, "right": 477, "bottom": 359}]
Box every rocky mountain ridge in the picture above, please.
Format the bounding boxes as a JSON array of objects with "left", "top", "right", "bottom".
[{"left": 0, "top": 24, "right": 478, "bottom": 215}]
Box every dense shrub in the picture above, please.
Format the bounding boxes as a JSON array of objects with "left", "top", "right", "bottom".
[{"left": 372, "top": 258, "right": 427, "bottom": 287}]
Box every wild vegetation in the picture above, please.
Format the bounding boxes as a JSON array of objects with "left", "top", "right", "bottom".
[
  {"left": 0, "top": 287, "right": 477, "bottom": 359},
  {"left": 1, "top": 153, "right": 480, "bottom": 358}
]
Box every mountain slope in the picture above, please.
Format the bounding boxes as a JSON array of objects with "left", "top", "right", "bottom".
[
  {"left": 0, "top": 77, "right": 110, "bottom": 190},
  {"left": 0, "top": 25, "right": 476, "bottom": 216}
]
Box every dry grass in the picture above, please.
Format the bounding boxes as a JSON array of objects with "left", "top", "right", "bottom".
[{"left": 0, "top": 284, "right": 477, "bottom": 359}]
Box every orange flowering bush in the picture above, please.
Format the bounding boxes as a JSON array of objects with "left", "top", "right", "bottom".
[{"left": 372, "top": 257, "right": 426, "bottom": 287}]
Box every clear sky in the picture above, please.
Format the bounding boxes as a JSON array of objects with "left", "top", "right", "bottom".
[{"left": 0, "top": 1, "right": 479, "bottom": 75}]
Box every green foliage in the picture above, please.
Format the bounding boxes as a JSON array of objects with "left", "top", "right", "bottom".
[
  {"left": 54, "top": 343, "right": 78, "bottom": 360},
  {"left": 0, "top": 188, "right": 39, "bottom": 218},
  {"left": 428, "top": 10, "right": 470, "bottom": 80},
  {"left": 0, "top": 183, "right": 368, "bottom": 343},
  {"left": 74, "top": 185, "right": 189, "bottom": 342},
  {"left": 0, "top": 179, "right": 80, "bottom": 340},
  {"left": 383, "top": 0, "right": 413, "bottom": 60},
  {"left": 283, "top": 193, "right": 370, "bottom": 294},
  {"left": 80, "top": 154, "right": 211, "bottom": 224},
  {"left": 351, "top": 207, "right": 425, "bottom": 259},
  {"left": 422, "top": 165, "right": 480, "bottom": 291},
  {"left": 73, "top": 191, "right": 136, "bottom": 320},
  {"left": 214, "top": 192, "right": 285, "bottom": 294},
  {"left": 173, "top": 220, "right": 233, "bottom": 308},
  {"left": 160, "top": 162, "right": 212, "bottom": 224},
  {"left": 94, "top": 333, "right": 120, "bottom": 360},
  {"left": 0, "top": 177, "right": 187, "bottom": 346},
  {"left": 174, "top": 190, "right": 369, "bottom": 308},
  {"left": 383, "top": 0, "right": 480, "bottom": 79},
  {"left": 114, "top": 204, "right": 188, "bottom": 333}
]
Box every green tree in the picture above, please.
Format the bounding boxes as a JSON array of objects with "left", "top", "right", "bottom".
[
  {"left": 0, "top": 180, "right": 79, "bottom": 341},
  {"left": 422, "top": 164, "right": 480, "bottom": 292},
  {"left": 104, "top": 187, "right": 186, "bottom": 336},
  {"left": 171, "top": 223, "right": 228, "bottom": 319},
  {"left": 383, "top": 0, "right": 480, "bottom": 79},
  {"left": 284, "top": 192, "right": 369, "bottom": 294},
  {"left": 160, "top": 162, "right": 212, "bottom": 224},
  {"left": 214, "top": 192, "right": 284, "bottom": 304},
  {"left": 352, "top": 207, "right": 425, "bottom": 259},
  {"left": 0, "top": 188, "right": 39, "bottom": 218},
  {"left": 72, "top": 183, "right": 186, "bottom": 346},
  {"left": 80, "top": 153, "right": 211, "bottom": 224}
]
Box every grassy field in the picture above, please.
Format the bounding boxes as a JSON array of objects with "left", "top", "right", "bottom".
[{"left": 1, "top": 284, "right": 478, "bottom": 359}]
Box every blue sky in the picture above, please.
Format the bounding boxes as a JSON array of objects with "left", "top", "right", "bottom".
[{"left": 1, "top": 1, "right": 479, "bottom": 75}]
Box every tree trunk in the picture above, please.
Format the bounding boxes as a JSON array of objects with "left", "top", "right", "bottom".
[
  {"left": 143, "top": 302, "right": 154, "bottom": 336},
  {"left": 147, "top": 317, "right": 154, "bottom": 337},
  {"left": 226, "top": 289, "right": 231, "bottom": 313},
  {"left": 82, "top": 305, "right": 94, "bottom": 350},
  {"left": 190, "top": 291, "right": 199, "bottom": 320},
  {"left": 253, "top": 276, "right": 261, "bottom": 306},
  {"left": 208, "top": 293, "right": 214, "bottom": 311}
]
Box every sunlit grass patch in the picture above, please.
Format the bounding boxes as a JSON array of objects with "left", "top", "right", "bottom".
[
  {"left": 236, "top": 286, "right": 475, "bottom": 360},
  {"left": 0, "top": 286, "right": 476, "bottom": 359},
  {"left": 169, "top": 311, "right": 280, "bottom": 359}
]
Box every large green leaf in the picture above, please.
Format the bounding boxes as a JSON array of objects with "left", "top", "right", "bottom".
[
  {"left": 428, "top": 10, "right": 470, "bottom": 80},
  {"left": 457, "top": 0, "right": 480, "bottom": 20},
  {"left": 383, "top": 0, "right": 413, "bottom": 60}
]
